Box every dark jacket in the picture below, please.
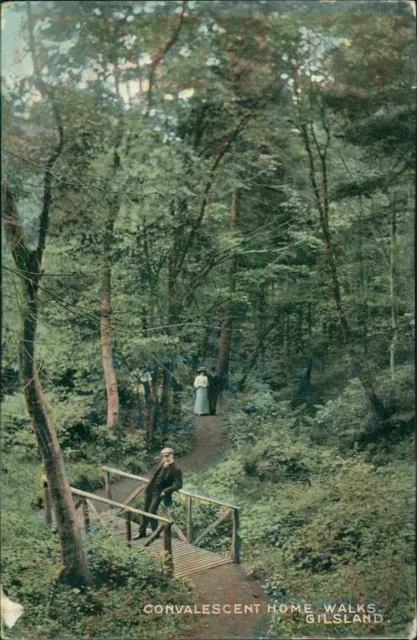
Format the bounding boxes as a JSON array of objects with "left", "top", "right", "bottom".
[
  {"left": 208, "top": 373, "right": 221, "bottom": 393},
  {"left": 145, "top": 461, "right": 182, "bottom": 507}
]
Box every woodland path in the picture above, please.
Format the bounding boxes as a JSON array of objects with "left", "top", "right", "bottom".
[{"left": 94, "top": 408, "right": 271, "bottom": 639}]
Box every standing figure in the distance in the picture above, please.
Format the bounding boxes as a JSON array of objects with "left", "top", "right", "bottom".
[
  {"left": 207, "top": 367, "right": 221, "bottom": 416},
  {"left": 193, "top": 367, "right": 209, "bottom": 416},
  {"left": 135, "top": 447, "right": 182, "bottom": 539}
]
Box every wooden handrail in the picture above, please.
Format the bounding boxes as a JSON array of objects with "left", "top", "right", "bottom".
[
  {"left": 99, "top": 465, "right": 241, "bottom": 565},
  {"left": 101, "top": 466, "right": 241, "bottom": 510},
  {"left": 70, "top": 487, "right": 172, "bottom": 524}
]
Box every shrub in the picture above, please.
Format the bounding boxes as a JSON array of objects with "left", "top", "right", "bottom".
[{"left": 2, "top": 454, "right": 193, "bottom": 640}]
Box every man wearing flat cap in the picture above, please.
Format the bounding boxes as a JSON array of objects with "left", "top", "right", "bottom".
[{"left": 135, "top": 447, "right": 182, "bottom": 539}]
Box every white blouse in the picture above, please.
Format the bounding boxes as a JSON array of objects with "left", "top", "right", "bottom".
[{"left": 194, "top": 374, "right": 208, "bottom": 388}]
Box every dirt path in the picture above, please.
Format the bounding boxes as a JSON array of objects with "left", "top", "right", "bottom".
[
  {"left": 94, "top": 412, "right": 225, "bottom": 504},
  {"left": 184, "top": 564, "right": 270, "bottom": 639},
  {"left": 179, "top": 412, "right": 225, "bottom": 472},
  {"left": 94, "top": 410, "right": 271, "bottom": 638}
]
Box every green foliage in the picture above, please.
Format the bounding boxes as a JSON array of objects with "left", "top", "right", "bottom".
[
  {"left": 2, "top": 454, "right": 192, "bottom": 640},
  {"left": 305, "top": 365, "right": 415, "bottom": 458},
  {"left": 177, "top": 384, "right": 414, "bottom": 636},
  {"left": 1, "top": 4, "right": 414, "bottom": 638}
]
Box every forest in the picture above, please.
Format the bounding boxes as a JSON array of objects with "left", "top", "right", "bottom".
[{"left": 1, "top": 1, "right": 415, "bottom": 639}]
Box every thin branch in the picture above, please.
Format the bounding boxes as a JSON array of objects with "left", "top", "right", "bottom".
[
  {"left": 146, "top": 0, "right": 186, "bottom": 111},
  {"left": 172, "top": 113, "right": 252, "bottom": 283}
]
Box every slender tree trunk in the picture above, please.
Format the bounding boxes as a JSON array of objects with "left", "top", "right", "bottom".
[
  {"left": 296, "top": 308, "right": 303, "bottom": 354},
  {"left": 3, "top": 190, "right": 90, "bottom": 587},
  {"left": 149, "top": 368, "right": 159, "bottom": 437},
  {"left": 284, "top": 312, "right": 290, "bottom": 357},
  {"left": 100, "top": 231, "right": 119, "bottom": 429},
  {"left": 4, "top": 5, "right": 92, "bottom": 584},
  {"left": 238, "top": 318, "right": 279, "bottom": 390},
  {"left": 217, "top": 191, "right": 239, "bottom": 380},
  {"left": 389, "top": 208, "right": 398, "bottom": 379},
  {"left": 158, "top": 271, "right": 179, "bottom": 428},
  {"left": 99, "top": 78, "right": 122, "bottom": 430},
  {"left": 160, "top": 364, "right": 172, "bottom": 430},
  {"left": 21, "top": 293, "right": 91, "bottom": 586},
  {"left": 300, "top": 121, "right": 385, "bottom": 417},
  {"left": 358, "top": 198, "right": 369, "bottom": 357}
]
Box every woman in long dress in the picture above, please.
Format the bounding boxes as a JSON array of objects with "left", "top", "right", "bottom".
[{"left": 194, "top": 369, "right": 209, "bottom": 415}]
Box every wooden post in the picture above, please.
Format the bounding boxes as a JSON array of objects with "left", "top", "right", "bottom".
[
  {"left": 82, "top": 500, "right": 90, "bottom": 531},
  {"left": 104, "top": 471, "right": 112, "bottom": 500},
  {"left": 186, "top": 495, "right": 192, "bottom": 542},
  {"left": 125, "top": 512, "right": 132, "bottom": 545},
  {"left": 42, "top": 479, "right": 52, "bottom": 524},
  {"left": 163, "top": 523, "right": 174, "bottom": 575},
  {"left": 231, "top": 508, "right": 240, "bottom": 564}
]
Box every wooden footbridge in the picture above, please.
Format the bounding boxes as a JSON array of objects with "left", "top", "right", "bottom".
[{"left": 43, "top": 467, "right": 241, "bottom": 579}]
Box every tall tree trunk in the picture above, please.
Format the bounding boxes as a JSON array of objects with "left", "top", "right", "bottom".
[
  {"left": 21, "top": 291, "right": 91, "bottom": 586},
  {"left": 389, "top": 207, "right": 398, "bottom": 379},
  {"left": 100, "top": 227, "right": 119, "bottom": 429},
  {"left": 238, "top": 317, "right": 279, "bottom": 390},
  {"left": 148, "top": 367, "right": 159, "bottom": 439},
  {"left": 5, "top": 2, "right": 91, "bottom": 584},
  {"left": 358, "top": 197, "right": 369, "bottom": 357},
  {"left": 217, "top": 190, "right": 239, "bottom": 381},
  {"left": 3, "top": 191, "right": 90, "bottom": 587},
  {"left": 159, "top": 271, "right": 179, "bottom": 428},
  {"left": 300, "top": 120, "right": 385, "bottom": 417},
  {"left": 100, "top": 75, "right": 122, "bottom": 430},
  {"left": 160, "top": 364, "right": 172, "bottom": 430}
]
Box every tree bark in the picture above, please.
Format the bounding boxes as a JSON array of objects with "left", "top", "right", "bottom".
[
  {"left": 149, "top": 368, "right": 159, "bottom": 438},
  {"left": 217, "top": 191, "right": 239, "bottom": 381},
  {"left": 3, "top": 189, "right": 91, "bottom": 587},
  {"left": 6, "top": 5, "right": 91, "bottom": 584},
  {"left": 100, "top": 230, "right": 119, "bottom": 429},
  {"left": 389, "top": 207, "right": 398, "bottom": 379},
  {"left": 99, "top": 73, "right": 122, "bottom": 430},
  {"left": 238, "top": 317, "right": 279, "bottom": 390},
  {"left": 300, "top": 120, "right": 385, "bottom": 417},
  {"left": 160, "top": 364, "right": 172, "bottom": 430}
]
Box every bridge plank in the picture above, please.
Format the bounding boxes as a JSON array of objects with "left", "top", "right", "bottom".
[{"left": 80, "top": 498, "right": 233, "bottom": 577}]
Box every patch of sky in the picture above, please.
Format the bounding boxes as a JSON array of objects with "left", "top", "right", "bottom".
[
  {"left": 39, "top": 18, "right": 52, "bottom": 30},
  {"left": 133, "top": 5, "right": 143, "bottom": 14},
  {"left": 93, "top": 8, "right": 102, "bottom": 15},
  {"left": 124, "top": 34, "right": 137, "bottom": 48},
  {"left": 58, "top": 41, "right": 75, "bottom": 54},
  {"left": 139, "top": 52, "right": 152, "bottom": 65},
  {"left": 126, "top": 15, "right": 134, "bottom": 22},
  {"left": 113, "top": 12, "right": 125, "bottom": 20},
  {"left": 179, "top": 46, "right": 191, "bottom": 58},
  {"left": 206, "top": 57, "right": 220, "bottom": 67},
  {"left": 178, "top": 88, "right": 194, "bottom": 100},
  {"left": 144, "top": 3, "right": 155, "bottom": 14},
  {"left": 197, "top": 24, "right": 209, "bottom": 36}
]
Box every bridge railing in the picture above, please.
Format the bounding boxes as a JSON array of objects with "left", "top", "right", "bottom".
[
  {"left": 101, "top": 465, "right": 241, "bottom": 563},
  {"left": 41, "top": 480, "right": 174, "bottom": 573}
]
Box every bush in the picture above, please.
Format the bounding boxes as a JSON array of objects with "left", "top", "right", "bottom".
[{"left": 2, "top": 454, "right": 193, "bottom": 640}]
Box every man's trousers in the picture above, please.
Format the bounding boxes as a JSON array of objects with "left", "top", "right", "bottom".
[
  {"left": 208, "top": 391, "right": 218, "bottom": 415},
  {"left": 139, "top": 492, "right": 162, "bottom": 533}
]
